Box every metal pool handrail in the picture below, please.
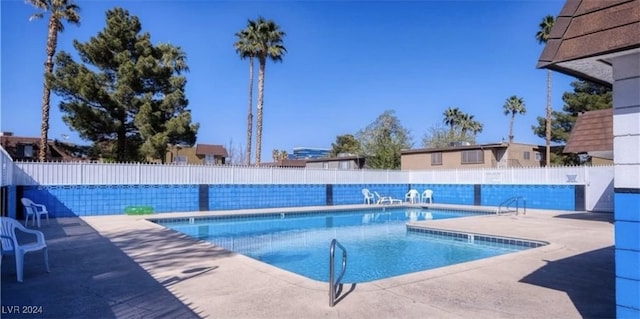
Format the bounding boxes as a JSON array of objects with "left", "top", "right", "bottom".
[
  {"left": 329, "top": 238, "right": 347, "bottom": 307},
  {"left": 497, "top": 196, "right": 527, "bottom": 215}
]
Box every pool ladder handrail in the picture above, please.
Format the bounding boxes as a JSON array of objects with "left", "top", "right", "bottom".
[
  {"left": 497, "top": 196, "right": 527, "bottom": 215},
  {"left": 329, "top": 238, "right": 347, "bottom": 307}
]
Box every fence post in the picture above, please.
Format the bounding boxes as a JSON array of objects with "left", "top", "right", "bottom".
[{"left": 584, "top": 165, "right": 589, "bottom": 185}]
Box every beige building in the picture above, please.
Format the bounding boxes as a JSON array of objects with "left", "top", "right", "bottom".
[
  {"left": 401, "top": 142, "right": 545, "bottom": 170},
  {"left": 165, "top": 144, "right": 228, "bottom": 165}
]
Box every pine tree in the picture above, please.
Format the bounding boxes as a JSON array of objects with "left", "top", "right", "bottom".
[{"left": 49, "top": 8, "right": 198, "bottom": 162}]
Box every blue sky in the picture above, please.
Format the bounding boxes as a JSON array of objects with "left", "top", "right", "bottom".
[{"left": 1, "top": 0, "right": 575, "bottom": 161}]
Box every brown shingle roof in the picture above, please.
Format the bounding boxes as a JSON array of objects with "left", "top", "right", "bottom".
[
  {"left": 401, "top": 143, "right": 507, "bottom": 155},
  {"left": 537, "top": 0, "right": 640, "bottom": 86},
  {"left": 563, "top": 108, "right": 613, "bottom": 153},
  {"left": 0, "top": 134, "right": 78, "bottom": 161},
  {"left": 195, "top": 144, "right": 228, "bottom": 157}
]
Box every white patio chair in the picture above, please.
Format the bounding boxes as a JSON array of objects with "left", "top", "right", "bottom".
[
  {"left": 361, "top": 189, "right": 375, "bottom": 205},
  {"left": 404, "top": 189, "right": 420, "bottom": 204},
  {"left": 421, "top": 189, "right": 434, "bottom": 204},
  {"left": 0, "top": 217, "right": 50, "bottom": 282},
  {"left": 21, "top": 198, "right": 50, "bottom": 228},
  {"left": 374, "top": 192, "right": 402, "bottom": 205}
]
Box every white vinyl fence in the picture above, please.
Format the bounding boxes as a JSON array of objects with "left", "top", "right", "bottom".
[
  {"left": 0, "top": 147, "right": 13, "bottom": 187},
  {"left": 10, "top": 161, "right": 610, "bottom": 186}
]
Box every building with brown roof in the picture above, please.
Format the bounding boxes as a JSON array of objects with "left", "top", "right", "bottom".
[
  {"left": 563, "top": 108, "right": 613, "bottom": 164},
  {"left": 0, "top": 132, "right": 81, "bottom": 162},
  {"left": 537, "top": 0, "right": 640, "bottom": 316},
  {"left": 401, "top": 142, "right": 546, "bottom": 170},
  {"left": 165, "top": 144, "right": 228, "bottom": 165}
]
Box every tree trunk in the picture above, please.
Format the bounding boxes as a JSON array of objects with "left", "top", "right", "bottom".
[
  {"left": 255, "top": 57, "right": 266, "bottom": 165},
  {"left": 545, "top": 69, "right": 552, "bottom": 166},
  {"left": 117, "top": 109, "right": 127, "bottom": 162},
  {"left": 38, "top": 17, "right": 59, "bottom": 162},
  {"left": 509, "top": 113, "right": 514, "bottom": 143},
  {"left": 245, "top": 57, "right": 254, "bottom": 166}
]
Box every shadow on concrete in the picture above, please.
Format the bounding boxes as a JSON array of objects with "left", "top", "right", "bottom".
[
  {"left": 519, "top": 246, "right": 615, "bottom": 319},
  {"left": 553, "top": 212, "right": 614, "bottom": 223},
  {"left": 333, "top": 283, "right": 357, "bottom": 306},
  {"left": 1, "top": 217, "right": 204, "bottom": 319}
]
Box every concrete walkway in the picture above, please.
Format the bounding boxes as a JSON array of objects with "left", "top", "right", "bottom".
[{"left": 1, "top": 206, "right": 614, "bottom": 319}]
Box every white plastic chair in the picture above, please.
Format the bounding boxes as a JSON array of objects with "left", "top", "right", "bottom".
[
  {"left": 361, "top": 189, "right": 375, "bottom": 205},
  {"left": 374, "top": 192, "right": 402, "bottom": 205},
  {"left": 0, "top": 217, "right": 50, "bottom": 282},
  {"left": 422, "top": 189, "right": 434, "bottom": 204},
  {"left": 21, "top": 198, "right": 50, "bottom": 228},
  {"left": 405, "top": 189, "right": 420, "bottom": 204}
]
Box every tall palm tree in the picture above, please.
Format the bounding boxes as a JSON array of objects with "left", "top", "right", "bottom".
[
  {"left": 503, "top": 95, "right": 526, "bottom": 143},
  {"left": 234, "top": 21, "right": 259, "bottom": 166},
  {"left": 28, "top": 0, "right": 80, "bottom": 162},
  {"left": 252, "top": 17, "right": 286, "bottom": 165},
  {"left": 536, "top": 15, "right": 555, "bottom": 166},
  {"left": 443, "top": 107, "right": 462, "bottom": 135}
]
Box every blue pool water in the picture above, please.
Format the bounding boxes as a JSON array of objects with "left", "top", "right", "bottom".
[{"left": 155, "top": 208, "right": 538, "bottom": 283}]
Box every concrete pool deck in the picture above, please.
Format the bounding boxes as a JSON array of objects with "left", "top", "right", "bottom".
[{"left": 1, "top": 205, "right": 614, "bottom": 318}]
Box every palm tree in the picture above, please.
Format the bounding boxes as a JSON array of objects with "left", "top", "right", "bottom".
[
  {"left": 234, "top": 21, "right": 260, "bottom": 166},
  {"left": 459, "top": 113, "right": 483, "bottom": 141},
  {"left": 536, "top": 15, "right": 555, "bottom": 166},
  {"left": 503, "top": 95, "right": 526, "bottom": 143},
  {"left": 443, "top": 107, "right": 463, "bottom": 135},
  {"left": 28, "top": 0, "right": 80, "bottom": 162},
  {"left": 252, "top": 17, "right": 286, "bottom": 165}
]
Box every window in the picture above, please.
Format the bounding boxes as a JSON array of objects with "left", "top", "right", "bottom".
[
  {"left": 535, "top": 152, "right": 542, "bottom": 161},
  {"left": 431, "top": 152, "right": 442, "bottom": 165},
  {"left": 204, "top": 154, "right": 214, "bottom": 165},
  {"left": 523, "top": 151, "right": 530, "bottom": 160},
  {"left": 461, "top": 150, "right": 483, "bottom": 164},
  {"left": 17, "top": 144, "right": 33, "bottom": 158}
]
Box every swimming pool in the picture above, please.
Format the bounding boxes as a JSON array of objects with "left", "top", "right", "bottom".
[{"left": 154, "top": 207, "right": 544, "bottom": 283}]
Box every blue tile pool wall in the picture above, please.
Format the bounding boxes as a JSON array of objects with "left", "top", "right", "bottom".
[
  {"left": 208, "top": 184, "right": 326, "bottom": 210},
  {"left": 614, "top": 191, "right": 640, "bottom": 315},
  {"left": 22, "top": 185, "right": 200, "bottom": 216},
  {"left": 410, "top": 184, "right": 474, "bottom": 205},
  {"left": 18, "top": 183, "right": 582, "bottom": 217},
  {"left": 480, "top": 184, "right": 575, "bottom": 210}
]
